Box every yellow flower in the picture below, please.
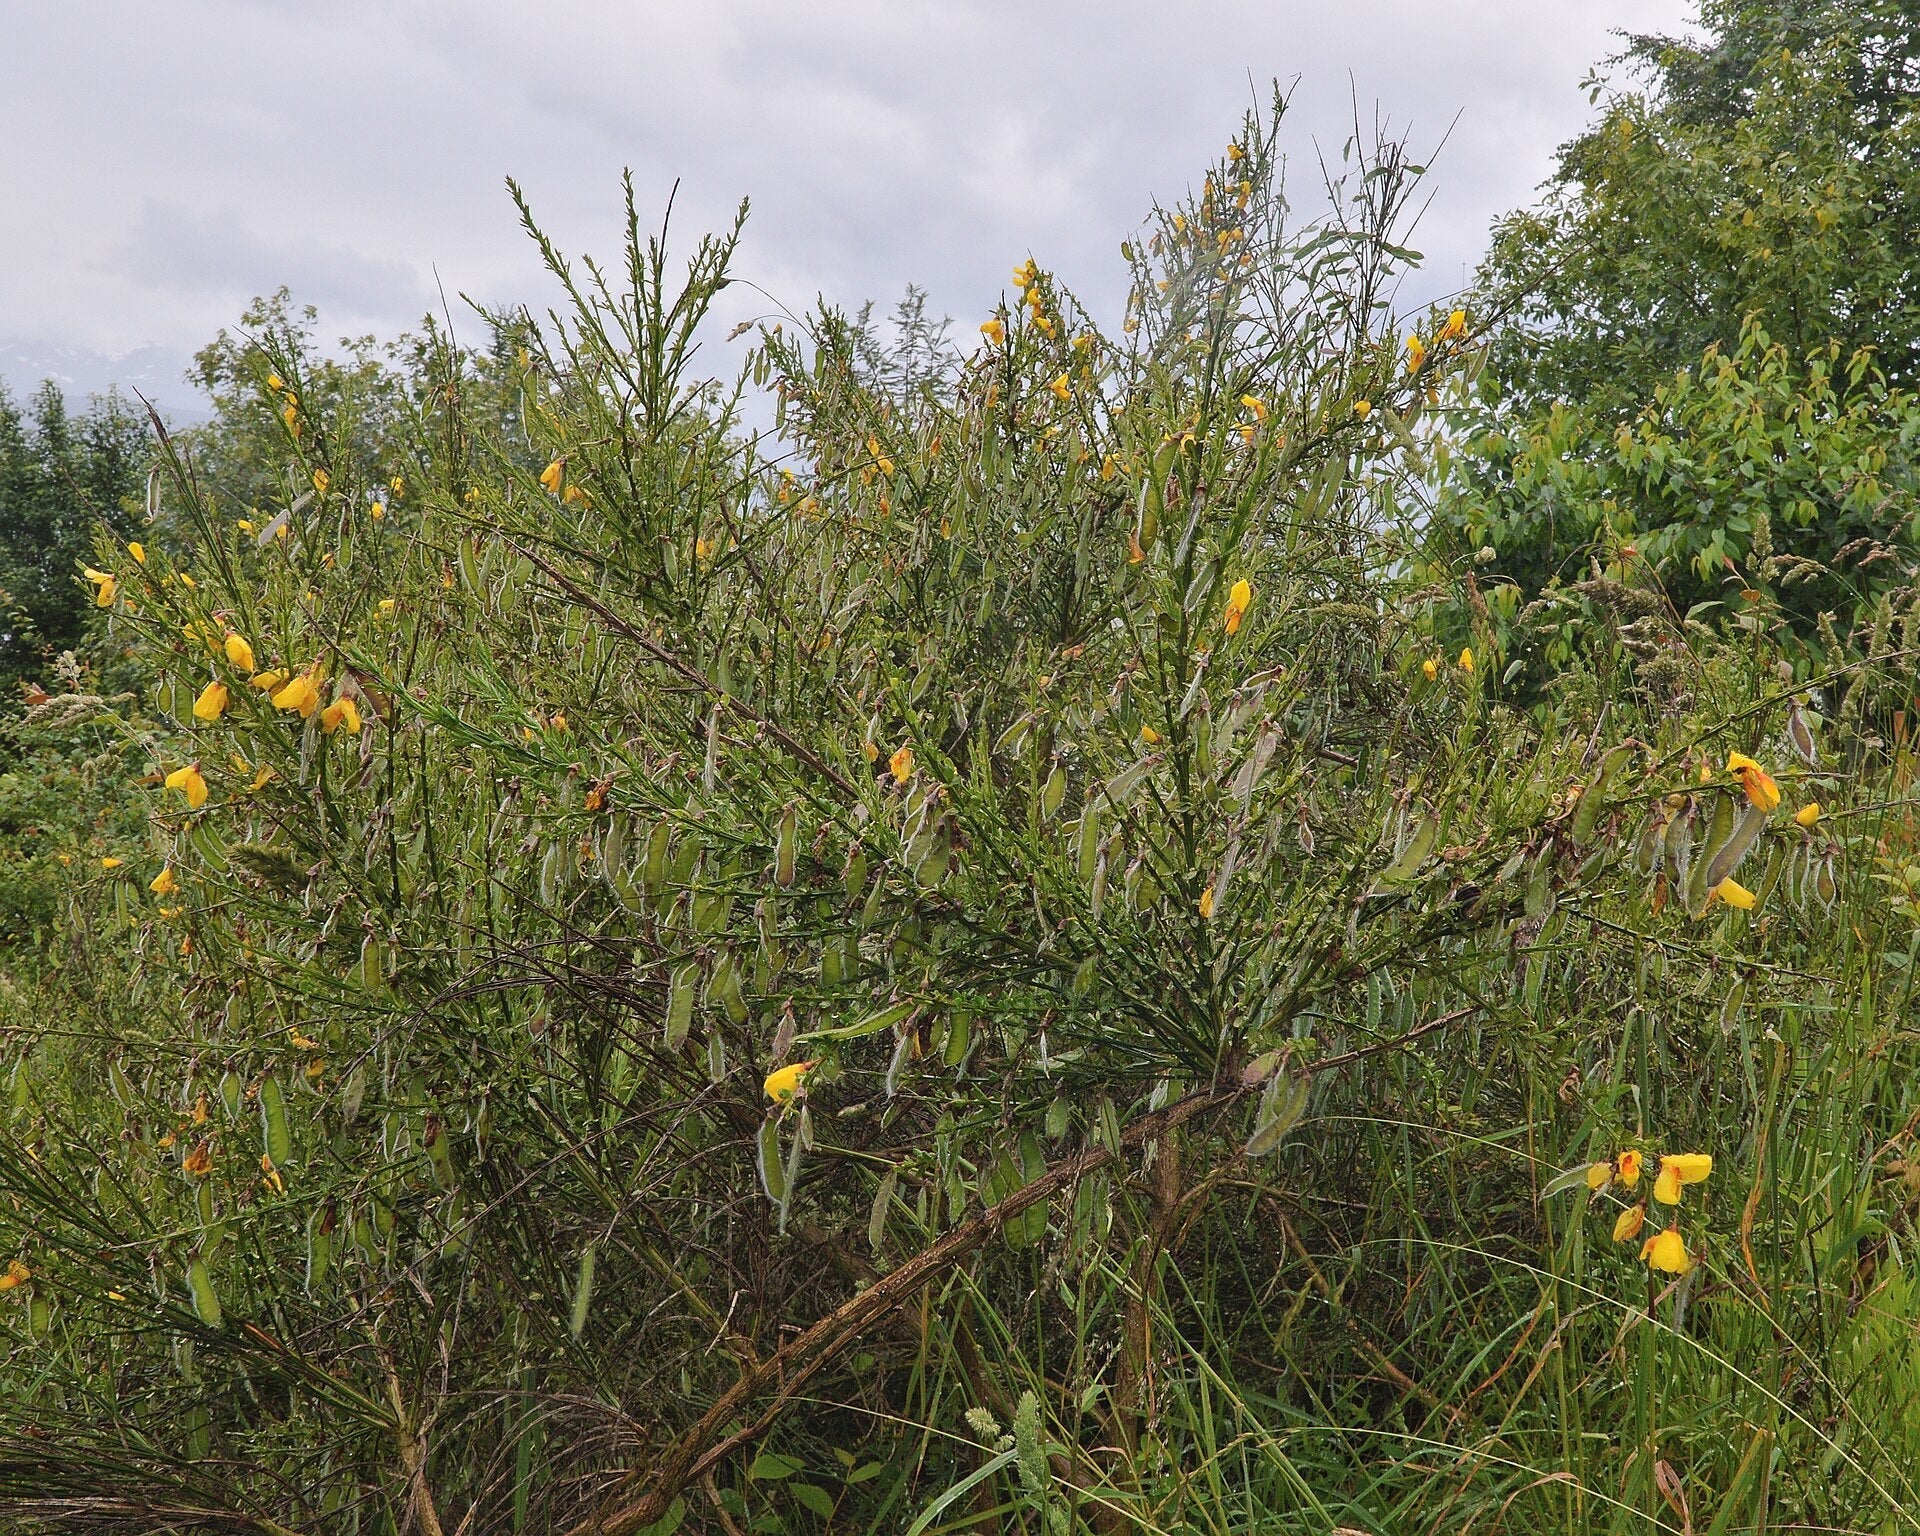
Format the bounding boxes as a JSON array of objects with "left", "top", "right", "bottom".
[
  {"left": 250, "top": 668, "right": 288, "bottom": 692},
  {"left": 183, "top": 1140, "right": 214, "bottom": 1178},
  {"left": 764, "top": 1060, "right": 817, "bottom": 1103},
  {"left": 224, "top": 632, "right": 255, "bottom": 672},
  {"left": 272, "top": 673, "right": 321, "bottom": 718},
  {"left": 1421, "top": 657, "right": 1439, "bottom": 682},
  {"left": 370, "top": 500, "right": 386, "bottom": 520},
  {"left": 1585, "top": 1161, "right": 1611, "bottom": 1191},
  {"left": 281, "top": 404, "right": 300, "bottom": 435},
  {"left": 549, "top": 711, "right": 568, "bottom": 732},
  {"left": 1613, "top": 1204, "right": 1646, "bottom": 1243},
  {"left": 390, "top": 475, "right": 406, "bottom": 497},
  {"left": 192, "top": 680, "right": 229, "bottom": 723},
  {"left": 312, "top": 468, "right": 331, "bottom": 496},
  {"left": 1641, "top": 1226, "right": 1691, "bottom": 1274},
  {"left": 889, "top": 745, "right": 914, "bottom": 784},
  {"left": 0, "top": 1259, "right": 29, "bottom": 1291},
  {"left": 1240, "top": 394, "right": 1267, "bottom": 423},
  {"left": 1726, "top": 751, "right": 1780, "bottom": 812},
  {"left": 1227, "top": 140, "right": 1245, "bottom": 162},
  {"left": 1198, "top": 884, "right": 1215, "bottom": 919},
  {"left": 1128, "top": 528, "right": 1145, "bottom": 564},
  {"left": 1661, "top": 1152, "right": 1712, "bottom": 1186},
  {"left": 1711, "top": 876, "right": 1757, "bottom": 910},
  {"left": 237, "top": 518, "right": 256, "bottom": 534},
  {"left": 378, "top": 598, "right": 396, "bottom": 615},
  {"left": 267, "top": 372, "right": 285, "bottom": 391},
  {"left": 1353, "top": 400, "right": 1371, "bottom": 418},
  {"left": 1033, "top": 315, "right": 1056, "bottom": 337},
  {"left": 165, "top": 764, "right": 209, "bottom": 809},
  {"left": 84, "top": 567, "right": 116, "bottom": 607},
  {"left": 1440, "top": 309, "right": 1467, "bottom": 341},
  {"left": 1011, "top": 259, "right": 1036, "bottom": 289},
  {"left": 1458, "top": 647, "right": 1474, "bottom": 674},
  {"left": 540, "top": 460, "right": 564, "bottom": 494},
  {"left": 100, "top": 856, "right": 124, "bottom": 870},
  {"left": 1794, "top": 802, "right": 1821, "bottom": 827},
  {"left": 1141, "top": 724, "right": 1162, "bottom": 745},
  {"left": 1223, "top": 578, "right": 1252, "bottom": 636},
  {"left": 1617, "top": 1148, "right": 1643, "bottom": 1189},
  {"left": 149, "top": 866, "right": 179, "bottom": 896},
  {"left": 128, "top": 541, "right": 146, "bottom": 564},
  {"left": 1406, "top": 334, "right": 1427, "bottom": 373},
  {"left": 980, "top": 318, "right": 1005, "bottom": 345},
  {"left": 319, "top": 695, "right": 362, "bottom": 735},
  {"left": 1050, "top": 373, "right": 1072, "bottom": 401}
]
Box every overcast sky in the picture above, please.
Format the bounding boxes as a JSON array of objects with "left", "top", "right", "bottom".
[{"left": 2, "top": 1, "right": 1696, "bottom": 419}]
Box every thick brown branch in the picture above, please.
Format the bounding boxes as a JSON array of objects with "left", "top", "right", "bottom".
[{"left": 569, "top": 1003, "right": 1476, "bottom": 1536}]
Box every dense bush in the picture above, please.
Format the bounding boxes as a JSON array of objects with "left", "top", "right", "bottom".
[{"left": 2, "top": 98, "right": 1920, "bottom": 1536}]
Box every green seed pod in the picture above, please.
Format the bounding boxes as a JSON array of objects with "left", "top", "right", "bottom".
[
  {"left": 259, "top": 1075, "right": 292, "bottom": 1168},
  {"left": 1076, "top": 807, "right": 1101, "bottom": 883},
  {"left": 643, "top": 820, "right": 672, "bottom": 891},
  {"left": 773, "top": 803, "right": 797, "bottom": 888},
  {"left": 843, "top": 843, "right": 868, "bottom": 906},
  {"left": 1090, "top": 852, "right": 1111, "bottom": 923},
  {"left": 108, "top": 1056, "right": 136, "bottom": 1111},
  {"left": 1631, "top": 810, "right": 1664, "bottom": 878},
  {"left": 665, "top": 961, "right": 698, "bottom": 1049},
  {"left": 861, "top": 866, "right": 886, "bottom": 928},
  {"left": 757, "top": 1118, "right": 788, "bottom": 1203},
  {"left": 422, "top": 1114, "right": 456, "bottom": 1190},
  {"left": 358, "top": 932, "right": 385, "bottom": 992},
  {"left": 710, "top": 949, "right": 748, "bottom": 1024},
  {"left": 943, "top": 1007, "right": 973, "bottom": 1068},
  {"left": 1523, "top": 847, "right": 1555, "bottom": 919},
  {"left": 1704, "top": 803, "right": 1769, "bottom": 892},
  {"left": 569, "top": 1243, "right": 596, "bottom": 1340},
  {"left": 1664, "top": 801, "right": 1695, "bottom": 893},
  {"left": 306, "top": 1203, "right": 334, "bottom": 1294},
  {"left": 187, "top": 1258, "right": 222, "bottom": 1328},
  {"left": 1041, "top": 760, "right": 1067, "bottom": 820}
]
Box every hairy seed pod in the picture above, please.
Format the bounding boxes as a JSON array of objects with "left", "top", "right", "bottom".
[
  {"left": 1041, "top": 760, "right": 1067, "bottom": 820},
  {"left": 259, "top": 1075, "right": 291, "bottom": 1168},
  {"left": 774, "top": 803, "right": 797, "bottom": 888},
  {"left": 665, "top": 962, "right": 698, "bottom": 1050},
  {"left": 187, "top": 1258, "right": 222, "bottom": 1328}
]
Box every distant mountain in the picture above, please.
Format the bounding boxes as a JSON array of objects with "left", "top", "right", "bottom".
[{"left": 0, "top": 338, "right": 208, "bottom": 424}]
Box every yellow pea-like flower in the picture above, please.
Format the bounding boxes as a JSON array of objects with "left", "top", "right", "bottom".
[
  {"left": 1458, "top": 647, "right": 1474, "bottom": 674},
  {"left": 84, "top": 567, "right": 117, "bottom": 607},
  {"left": 1661, "top": 1153, "right": 1712, "bottom": 1185},
  {"left": 889, "top": 745, "right": 914, "bottom": 784},
  {"left": 1641, "top": 1226, "right": 1691, "bottom": 1274},
  {"left": 272, "top": 674, "right": 320, "bottom": 718},
  {"left": 1353, "top": 400, "right": 1372, "bottom": 418},
  {"left": 1726, "top": 751, "right": 1781, "bottom": 812},
  {"left": 1612, "top": 1204, "right": 1646, "bottom": 1243},
  {"left": 149, "top": 866, "right": 179, "bottom": 897},
  {"left": 1421, "top": 657, "right": 1439, "bottom": 681},
  {"left": 312, "top": 468, "right": 331, "bottom": 496},
  {"left": 1141, "top": 725, "right": 1162, "bottom": 745},
  {"left": 320, "top": 696, "right": 362, "bottom": 735},
  {"left": 1223, "top": 578, "right": 1252, "bottom": 636},
  {"left": 1240, "top": 394, "right": 1267, "bottom": 422},
  {"left": 224, "top": 632, "right": 255, "bottom": 672},
  {"left": 540, "top": 460, "right": 564, "bottom": 494},
  {"left": 128, "top": 541, "right": 146, "bottom": 564},
  {"left": 250, "top": 668, "right": 288, "bottom": 692},
  {"left": 1049, "top": 373, "right": 1072, "bottom": 401},
  {"left": 164, "top": 765, "right": 209, "bottom": 809},
  {"left": 1585, "top": 1161, "right": 1611, "bottom": 1191},
  {"left": 764, "top": 1060, "right": 817, "bottom": 1103},
  {"left": 0, "top": 1259, "right": 30, "bottom": 1290},
  {"left": 1617, "top": 1148, "right": 1643, "bottom": 1189},
  {"left": 1794, "top": 802, "right": 1821, "bottom": 827},
  {"left": 100, "top": 856, "right": 124, "bottom": 870},
  {"left": 192, "top": 680, "right": 229, "bottom": 723},
  {"left": 980, "top": 318, "right": 1005, "bottom": 345},
  {"left": 1712, "top": 877, "right": 1757, "bottom": 910},
  {"left": 1198, "top": 884, "right": 1215, "bottom": 919}
]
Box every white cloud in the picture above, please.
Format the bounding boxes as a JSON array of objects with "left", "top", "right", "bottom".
[{"left": 0, "top": 0, "right": 1697, "bottom": 413}]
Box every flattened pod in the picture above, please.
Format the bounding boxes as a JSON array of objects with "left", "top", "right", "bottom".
[
  {"left": 1703, "top": 803, "right": 1769, "bottom": 892},
  {"left": 601, "top": 814, "right": 626, "bottom": 875},
  {"left": 1041, "top": 760, "right": 1067, "bottom": 820},
  {"left": 569, "top": 1244, "right": 596, "bottom": 1339},
  {"left": 665, "top": 961, "right": 698, "bottom": 1049},
  {"left": 1786, "top": 702, "right": 1818, "bottom": 768},
  {"left": 1691, "top": 793, "right": 1737, "bottom": 912},
  {"left": 1572, "top": 744, "right": 1631, "bottom": 845},
  {"left": 710, "top": 949, "right": 748, "bottom": 1024},
  {"left": 306, "top": 1203, "right": 333, "bottom": 1293},
  {"left": 1664, "top": 802, "right": 1695, "bottom": 892},
  {"left": 1523, "top": 847, "right": 1555, "bottom": 920},
  {"left": 187, "top": 1258, "right": 223, "bottom": 1328},
  {"left": 1247, "top": 1070, "right": 1310, "bottom": 1157},
  {"left": 259, "top": 1074, "right": 292, "bottom": 1168},
  {"left": 773, "top": 803, "right": 797, "bottom": 888},
  {"left": 1090, "top": 852, "right": 1111, "bottom": 923},
  {"left": 868, "top": 1167, "right": 898, "bottom": 1254},
  {"left": 1814, "top": 851, "right": 1837, "bottom": 909},
  {"left": 1076, "top": 807, "right": 1101, "bottom": 883},
  {"left": 642, "top": 820, "right": 672, "bottom": 891},
  {"left": 1632, "top": 810, "right": 1664, "bottom": 878},
  {"left": 843, "top": 844, "right": 867, "bottom": 905}
]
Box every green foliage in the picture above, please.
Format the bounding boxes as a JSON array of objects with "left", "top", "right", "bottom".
[
  {"left": 2, "top": 89, "right": 1920, "bottom": 1536},
  {"left": 0, "top": 382, "right": 148, "bottom": 704},
  {"left": 1481, "top": 0, "right": 1920, "bottom": 417}
]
